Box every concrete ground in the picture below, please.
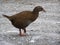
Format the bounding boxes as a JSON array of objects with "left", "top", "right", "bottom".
[{"left": 0, "top": 0, "right": 60, "bottom": 45}]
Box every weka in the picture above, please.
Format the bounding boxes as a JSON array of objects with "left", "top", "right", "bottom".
[{"left": 3, "top": 6, "right": 46, "bottom": 36}]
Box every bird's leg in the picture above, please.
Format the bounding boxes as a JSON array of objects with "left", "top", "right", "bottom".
[
  {"left": 19, "top": 28, "right": 26, "bottom": 36},
  {"left": 23, "top": 28, "right": 28, "bottom": 36},
  {"left": 23, "top": 28, "right": 26, "bottom": 33},
  {"left": 19, "top": 29, "right": 26, "bottom": 36},
  {"left": 19, "top": 29, "right": 22, "bottom": 36}
]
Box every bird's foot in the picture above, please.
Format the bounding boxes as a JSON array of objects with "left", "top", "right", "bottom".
[{"left": 19, "top": 33, "right": 26, "bottom": 36}]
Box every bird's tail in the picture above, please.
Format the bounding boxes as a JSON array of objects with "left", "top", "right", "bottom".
[{"left": 3, "top": 14, "right": 10, "bottom": 19}]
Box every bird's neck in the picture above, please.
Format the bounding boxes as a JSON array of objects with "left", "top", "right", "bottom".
[
  {"left": 32, "top": 9, "right": 39, "bottom": 15},
  {"left": 31, "top": 10, "right": 39, "bottom": 21}
]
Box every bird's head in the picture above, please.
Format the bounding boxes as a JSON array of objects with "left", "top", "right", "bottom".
[{"left": 33, "top": 6, "right": 46, "bottom": 13}]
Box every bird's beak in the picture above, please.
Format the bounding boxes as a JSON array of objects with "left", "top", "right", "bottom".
[{"left": 43, "top": 9, "right": 46, "bottom": 12}]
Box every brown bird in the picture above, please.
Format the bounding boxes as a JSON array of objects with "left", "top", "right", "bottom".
[{"left": 3, "top": 6, "right": 46, "bottom": 36}]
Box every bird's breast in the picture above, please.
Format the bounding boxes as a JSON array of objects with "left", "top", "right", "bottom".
[{"left": 26, "top": 20, "right": 32, "bottom": 25}]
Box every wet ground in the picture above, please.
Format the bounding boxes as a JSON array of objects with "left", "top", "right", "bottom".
[{"left": 0, "top": 0, "right": 60, "bottom": 45}]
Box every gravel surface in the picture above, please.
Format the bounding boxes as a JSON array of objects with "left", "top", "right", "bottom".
[{"left": 0, "top": 0, "right": 60, "bottom": 45}]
